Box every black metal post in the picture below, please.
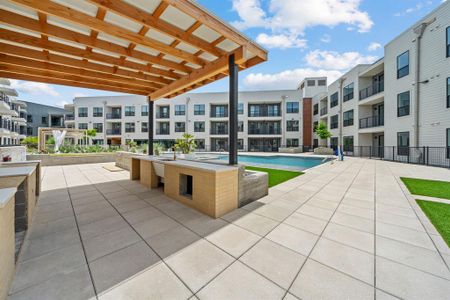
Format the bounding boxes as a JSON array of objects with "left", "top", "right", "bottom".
[
  {"left": 229, "top": 54, "right": 238, "bottom": 165},
  {"left": 148, "top": 97, "right": 154, "bottom": 155}
]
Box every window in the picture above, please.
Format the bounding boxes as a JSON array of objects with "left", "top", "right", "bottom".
[
  {"left": 157, "top": 106, "right": 170, "bottom": 118},
  {"left": 286, "top": 120, "right": 299, "bottom": 132},
  {"left": 27, "top": 127, "right": 33, "bottom": 136},
  {"left": 343, "top": 109, "right": 354, "bottom": 127},
  {"left": 313, "top": 121, "right": 318, "bottom": 131},
  {"left": 330, "top": 92, "right": 338, "bottom": 107},
  {"left": 238, "top": 121, "right": 244, "bottom": 132},
  {"left": 330, "top": 137, "right": 338, "bottom": 150},
  {"left": 447, "top": 128, "right": 450, "bottom": 158},
  {"left": 141, "top": 105, "right": 148, "bottom": 116},
  {"left": 267, "top": 104, "right": 279, "bottom": 116},
  {"left": 78, "top": 123, "right": 88, "bottom": 130},
  {"left": 318, "top": 79, "right": 327, "bottom": 86},
  {"left": 447, "top": 77, "right": 450, "bottom": 108},
  {"left": 175, "top": 122, "right": 185, "bottom": 132},
  {"left": 125, "top": 122, "right": 135, "bottom": 133},
  {"left": 447, "top": 26, "right": 450, "bottom": 58},
  {"left": 93, "top": 107, "right": 103, "bottom": 117},
  {"left": 194, "top": 104, "right": 205, "bottom": 115},
  {"left": 125, "top": 106, "right": 135, "bottom": 117},
  {"left": 142, "top": 122, "right": 148, "bottom": 132},
  {"left": 194, "top": 121, "right": 205, "bottom": 132},
  {"left": 238, "top": 103, "right": 244, "bottom": 115},
  {"left": 175, "top": 105, "right": 185, "bottom": 116},
  {"left": 93, "top": 123, "right": 103, "bottom": 133},
  {"left": 330, "top": 114, "right": 339, "bottom": 129},
  {"left": 238, "top": 139, "right": 244, "bottom": 150},
  {"left": 286, "top": 139, "right": 299, "bottom": 147},
  {"left": 211, "top": 105, "right": 227, "bottom": 117},
  {"left": 26, "top": 115, "right": 33, "bottom": 123},
  {"left": 78, "top": 107, "right": 88, "bottom": 117},
  {"left": 286, "top": 102, "right": 299, "bottom": 113},
  {"left": 397, "top": 131, "right": 410, "bottom": 155},
  {"left": 313, "top": 104, "right": 319, "bottom": 115},
  {"left": 397, "top": 51, "right": 409, "bottom": 78},
  {"left": 343, "top": 83, "right": 354, "bottom": 102},
  {"left": 195, "top": 139, "right": 205, "bottom": 150},
  {"left": 41, "top": 116, "right": 47, "bottom": 124},
  {"left": 307, "top": 80, "right": 315, "bottom": 86},
  {"left": 397, "top": 91, "right": 410, "bottom": 117},
  {"left": 92, "top": 139, "right": 104, "bottom": 145},
  {"left": 343, "top": 136, "right": 354, "bottom": 152}
]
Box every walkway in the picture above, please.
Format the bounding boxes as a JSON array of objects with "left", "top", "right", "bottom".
[{"left": 8, "top": 158, "right": 450, "bottom": 299}]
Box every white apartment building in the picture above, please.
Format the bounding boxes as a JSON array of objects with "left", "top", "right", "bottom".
[
  {"left": 67, "top": 89, "right": 303, "bottom": 152},
  {"left": 0, "top": 78, "right": 26, "bottom": 146},
  {"left": 310, "top": 0, "right": 450, "bottom": 161}
]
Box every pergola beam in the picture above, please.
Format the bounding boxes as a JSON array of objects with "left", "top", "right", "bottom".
[
  {"left": 0, "top": 71, "right": 148, "bottom": 95},
  {"left": 0, "top": 9, "right": 193, "bottom": 74},
  {"left": 86, "top": 0, "right": 225, "bottom": 58},
  {"left": 11, "top": 0, "right": 208, "bottom": 66},
  {"left": 150, "top": 47, "right": 245, "bottom": 100}
]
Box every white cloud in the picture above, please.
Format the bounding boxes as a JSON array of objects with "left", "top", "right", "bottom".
[
  {"left": 256, "top": 33, "right": 307, "bottom": 49},
  {"left": 394, "top": 1, "right": 433, "bottom": 16},
  {"left": 10, "top": 80, "right": 59, "bottom": 97},
  {"left": 305, "top": 50, "right": 378, "bottom": 70},
  {"left": 55, "top": 100, "right": 69, "bottom": 108},
  {"left": 320, "top": 34, "right": 332, "bottom": 43},
  {"left": 368, "top": 42, "right": 382, "bottom": 51},
  {"left": 73, "top": 92, "right": 88, "bottom": 98},
  {"left": 231, "top": 0, "right": 267, "bottom": 29},
  {"left": 243, "top": 68, "right": 342, "bottom": 90}
]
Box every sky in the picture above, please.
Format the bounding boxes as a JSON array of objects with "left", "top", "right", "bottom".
[{"left": 8, "top": 0, "right": 446, "bottom": 108}]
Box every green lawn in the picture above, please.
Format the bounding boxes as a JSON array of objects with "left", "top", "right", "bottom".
[
  {"left": 416, "top": 200, "right": 450, "bottom": 247},
  {"left": 401, "top": 177, "right": 450, "bottom": 200},
  {"left": 245, "top": 166, "right": 303, "bottom": 187}
]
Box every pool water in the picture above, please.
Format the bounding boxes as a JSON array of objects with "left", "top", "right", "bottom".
[{"left": 217, "top": 155, "right": 329, "bottom": 171}]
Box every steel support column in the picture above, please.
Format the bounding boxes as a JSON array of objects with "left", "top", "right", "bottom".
[
  {"left": 228, "top": 54, "right": 238, "bottom": 165},
  {"left": 148, "top": 97, "right": 154, "bottom": 155}
]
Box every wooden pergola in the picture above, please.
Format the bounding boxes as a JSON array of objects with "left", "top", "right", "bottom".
[{"left": 0, "top": 0, "right": 267, "bottom": 164}]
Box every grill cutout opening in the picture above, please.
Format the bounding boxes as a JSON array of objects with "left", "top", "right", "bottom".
[{"left": 179, "top": 174, "right": 193, "bottom": 199}]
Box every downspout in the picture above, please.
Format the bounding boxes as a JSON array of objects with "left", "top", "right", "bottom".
[{"left": 413, "top": 18, "right": 435, "bottom": 147}]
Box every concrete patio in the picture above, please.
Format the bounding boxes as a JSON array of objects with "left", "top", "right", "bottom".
[{"left": 8, "top": 158, "right": 450, "bottom": 300}]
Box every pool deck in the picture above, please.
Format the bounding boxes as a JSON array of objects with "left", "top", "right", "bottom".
[{"left": 7, "top": 157, "right": 450, "bottom": 299}]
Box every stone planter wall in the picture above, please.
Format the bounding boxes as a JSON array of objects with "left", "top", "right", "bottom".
[
  {"left": 26, "top": 153, "right": 116, "bottom": 166},
  {"left": 313, "top": 147, "right": 334, "bottom": 155},
  {"left": 115, "top": 151, "right": 146, "bottom": 170}
]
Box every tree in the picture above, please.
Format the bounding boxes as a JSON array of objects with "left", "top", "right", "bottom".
[
  {"left": 21, "top": 136, "right": 38, "bottom": 150},
  {"left": 175, "top": 133, "right": 197, "bottom": 154},
  {"left": 85, "top": 129, "right": 97, "bottom": 145},
  {"left": 314, "top": 122, "right": 332, "bottom": 140}
]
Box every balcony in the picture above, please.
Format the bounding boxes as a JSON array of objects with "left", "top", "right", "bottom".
[
  {"left": 359, "top": 81, "right": 384, "bottom": 100},
  {"left": 320, "top": 107, "right": 328, "bottom": 116},
  {"left": 210, "top": 111, "right": 228, "bottom": 118},
  {"left": 156, "top": 129, "right": 170, "bottom": 135},
  {"left": 106, "top": 113, "right": 121, "bottom": 120},
  {"left": 248, "top": 128, "right": 281, "bottom": 135},
  {"left": 210, "top": 128, "right": 228, "bottom": 135},
  {"left": 106, "top": 129, "right": 121, "bottom": 135},
  {"left": 156, "top": 112, "right": 170, "bottom": 119},
  {"left": 65, "top": 115, "right": 75, "bottom": 121},
  {"left": 359, "top": 115, "right": 384, "bottom": 129}
]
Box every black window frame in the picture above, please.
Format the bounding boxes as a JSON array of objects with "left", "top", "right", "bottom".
[
  {"left": 397, "top": 51, "right": 410, "bottom": 79},
  {"left": 78, "top": 123, "right": 88, "bottom": 130},
  {"left": 175, "top": 122, "right": 185, "bottom": 132},
  {"left": 447, "top": 128, "right": 450, "bottom": 159},
  {"left": 343, "top": 109, "right": 354, "bottom": 127},
  {"left": 397, "top": 91, "right": 410, "bottom": 117},
  {"left": 78, "top": 107, "right": 88, "bottom": 118},
  {"left": 125, "top": 122, "right": 135, "bottom": 133},
  {"left": 343, "top": 83, "right": 354, "bottom": 102},
  {"left": 238, "top": 103, "right": 244, "bottom": 115},
  {"left": 175, "top": 105, "right": 186, "bottom": 116},
  {"left": 286, "top": 138, "right": 299, "bottom": 147},
  {"left": 194, "top": 121, "right": 205, "bottom": 132},
  {"left": 41, "top": 116, "right": 48, "bottom": 125},
  {"left": 397, "top": 131, "right": 410, "bottom": 156},
  {"left": 141, "top": 105, "right": 148, "bottom": 117},
  {"left": 286, "top": 102, "right": 299, "bottom": 114},
  {"left": 124, "top": 106, "right": 135, "bottom": 117},
  {"left": 286, "top": 120, "right": 299, "bottom": 132},
  {"left": 194, "top": 104, "right": 205, "bottom": 115},
  {"left": 313, "top": 103, "right": 319, "bottom": 115},
  {"left": 307, "top": 80, "right": 316, "bottom": 86},
  {"left": 330, "top": 92, "right": 339, "bottom": 107},
  {"left": 330, "top": 114, "right": 339, "bottom": 129},
  {"left": 343, "top": 136, "right": 354, "bottom": 152},
  {"left": 141, "top": 122, "right": 148, "bottom": 133},
  {"left": 447, "top": 77, "right": 450, "bottom": 108},
  {"left": 318, "top": 79, "right": 327, "bottom": 86},
  {"left": 447, "top": 26, "right": 450, "bottom": 58},
  {"left": 93, "top": 107, "right": 103, "bottom": 117},
  {"left": 93, "top": 123, "right": 103, "bottom": 133}
]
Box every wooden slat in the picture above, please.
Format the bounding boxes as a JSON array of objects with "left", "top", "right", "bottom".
[
  {"left": 0, "top": 28, "right": 182, "bottom": 80},
  {"left": 86, "top": 0, "right": 225, "bottom": 58},
  {"left": 11, "top": 0, "right": 208, "bottom": 66},
  {"left": 0, "top": 54, "right": 162, "bottom": 90},
  {"left": 0, "top": 63, "right": 155, "bottom": 94},
  {"left": 0, "top": 71, "right": 148, "bottom": 95},
  {"left": 0, "top": 42, "right": 172, "bottom": 85},
  {"left": 162, "top": 0, "right": 267, "bottom": 60},
  {"left": 0, "top": 9, "right": 193, "bottom": 74},
  {"left": 150, "top": 47, "right": 245, "bottom": 100}
]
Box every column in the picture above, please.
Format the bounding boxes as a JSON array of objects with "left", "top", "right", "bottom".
[
  {"left": 148, "top": 97, "right": 154, "bottom": 155},
  {"left": 229, "top": 54, "right": 238, "bottom": 165}
]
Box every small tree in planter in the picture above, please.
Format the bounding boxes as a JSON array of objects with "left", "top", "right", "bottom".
[
  {"left": 313, "top": 122, "right": 334, "bottom": 155},
  {"left": 175, "top": 133, "right": 197, "bottom": 155}
]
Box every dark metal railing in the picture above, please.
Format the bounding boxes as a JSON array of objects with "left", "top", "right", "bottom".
[
  {"left": 359, "top": 81, "right": 384, "bottom": 100},
  {"left": 156, "top": 112, "right": 170, "bottom": 119},
  {"left": 210, "top": 128, "right": 228, "bottom": 135},
  {"left": 156, "top": 129, "right": 170, "bottom": 135},
  {"left": 210, "top": 112, "right": 228, "bottom": 118},
  {"left": 106, "top": 129, "right": 121, "bottom": 135},
  {"left": 248, "top": 128, "right": 281, "bottom": 135},
  {"left": 106, "top": 113, "right": 121, "bottom": 119},
  {"left": 359, "top": 115, "right": 384, "bottom": 129},
  {"left": 320, "top": 107, "right": 328, "bottom": 116}
]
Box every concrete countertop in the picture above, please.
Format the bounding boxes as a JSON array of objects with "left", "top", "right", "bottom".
[
  {"left": 0, "top": 188, "right": 17, "bottom": 208},
  {"left": 132, "top": 156, "right": 238, "bottom": 173},
  {"left": 0, "top": 166, "right": 36, "bottom": 177}
]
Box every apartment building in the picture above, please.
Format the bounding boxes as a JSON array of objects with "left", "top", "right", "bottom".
[
  {"left": 24, "top": 101, "right": 72, "bottom": 136},
  {"left": 310, "top": 1, "right": 450, "bottom": 159},
  {"left": 68, "top": 89, "right": 304, "bottom": 151},
  {"left": 0, "top": 78, "right": 26, "bottom": 145}
]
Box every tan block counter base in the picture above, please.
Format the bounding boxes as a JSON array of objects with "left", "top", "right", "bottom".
[
  {"left": 131, "top": 157, "right": 238, "bottom": 218},
  {"left": 0, "top": 188, "right": 16, "bottom": 300}
]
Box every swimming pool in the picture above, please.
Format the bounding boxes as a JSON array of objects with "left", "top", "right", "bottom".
[{"left": 216, "top": 155, "right": 330, "bottom": 171}]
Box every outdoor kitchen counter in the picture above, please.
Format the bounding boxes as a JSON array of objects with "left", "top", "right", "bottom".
[{"left": 130, "top": 156, "right": 239, "bottom": 218}]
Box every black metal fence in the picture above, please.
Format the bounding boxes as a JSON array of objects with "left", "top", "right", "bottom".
[{"left": 341, "top": 146, "right": 450, "bottom": 168}]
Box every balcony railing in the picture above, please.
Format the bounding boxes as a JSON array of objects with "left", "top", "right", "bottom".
[
  {"left": 106, "top": 113, "right": 121, "bottom": 119},
  {"left": 320, "top": 107, "right": 328, "bottom": 116},
  {"left": 210, "top": 128, "right": 228, "bottom": 135},
  {"left": 156, "top": 129, "right": 170, "bottom": 135},
  {"left": 359, "top": 115, "right": 384, "bottom": 129},
  {"left": 359, "top": 81, "right": 384, "bottom": 100},
  {"left": 210, "top": 111, "right": 228, "bottom": 118},
  {"left": 156, "top": 112, "right": 170, "bottom": 119},
  {"left": 248, "top": 128, "right": 281, "bottom": 135},
  {"left": 106, "top": 129, "right": 121, "bottom": 135},
  {"left": 0, "top": 92, "right": 11, "bottom": 107},
  {"left": 65, "top": 116, "right": 75, "bottom": 121}
]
